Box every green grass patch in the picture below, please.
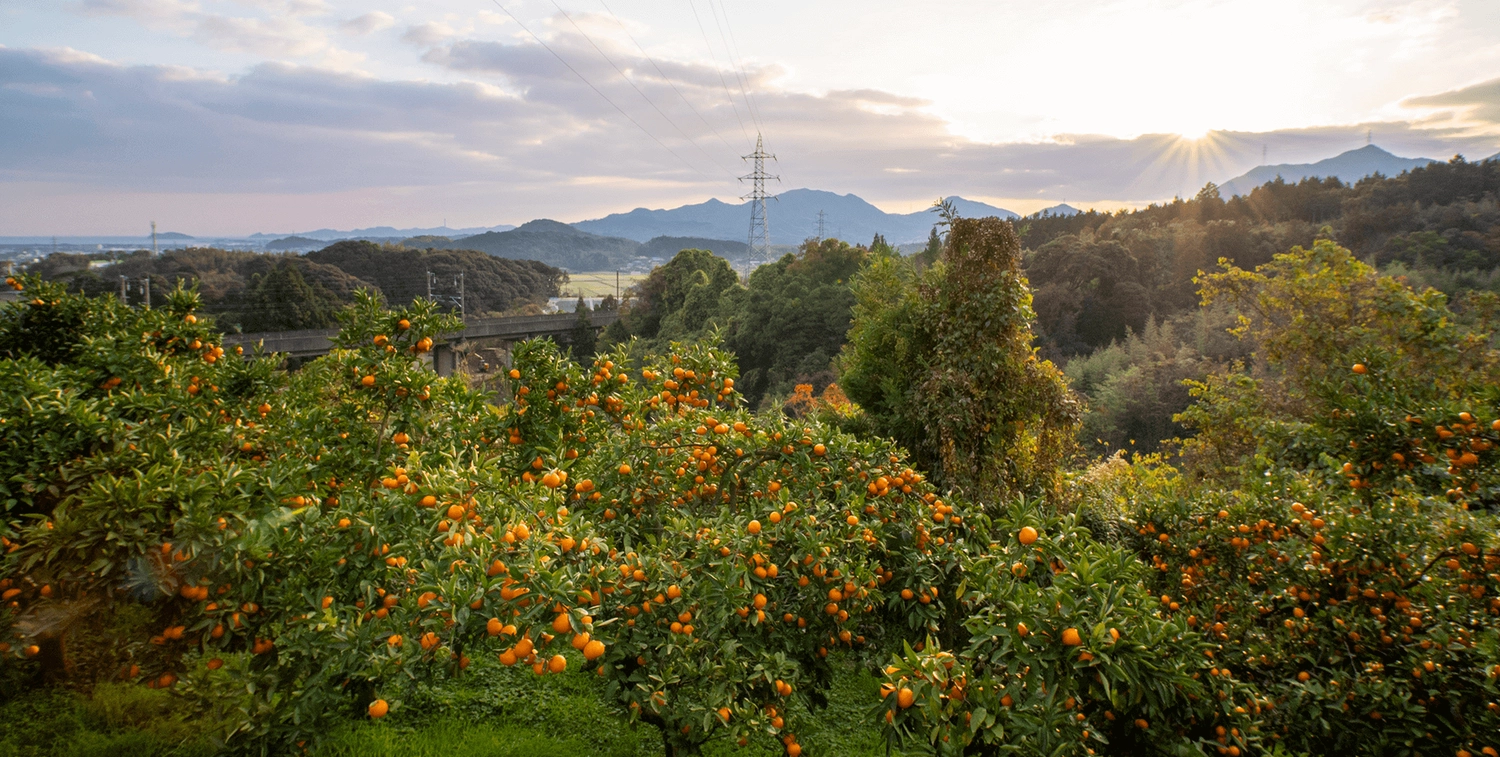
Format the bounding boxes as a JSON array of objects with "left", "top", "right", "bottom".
[
  {"left": 0, "top": 655, "right": 927, "bottom": 756},
  {"left": 0, "top": 684, "right": 216, "bottom": 757}
]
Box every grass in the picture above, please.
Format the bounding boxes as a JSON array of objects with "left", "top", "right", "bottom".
[
  {"left": 0, "top": 655, "right": 927, "bottom": 756},
  {"left": 0, "top": 684, "right": 216, "bottom": 757},
  {"left": 561, "top": 272, "right": 646, "bottom": 299}
]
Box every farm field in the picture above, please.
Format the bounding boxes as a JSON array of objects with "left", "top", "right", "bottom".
[{"left": 561, "top": 271, "right": 647, "bottom": 299}]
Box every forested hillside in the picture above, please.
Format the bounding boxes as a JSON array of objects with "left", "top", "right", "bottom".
[
  {"left": 31, "top": 243, "right": 564, "bottom": 332},
  {"left": 1021, "top": 155, "right": 1500, "bottom": 454}
]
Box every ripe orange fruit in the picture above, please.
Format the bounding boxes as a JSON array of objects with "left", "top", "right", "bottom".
[
  {"left": 583, "top": 639, "right": 606, "bottom": 660},
  {"left": 361, "top": 375, "right": 375, "bottom": 387},
  {"left": 1016, "top": 622, "right": 1029, "bottom": 637},
  {"left": 206, "top": 658, "right": 224, "bottom": 670},
  {"left": 1352, "top": 363, "right": 1367, "bottom": 374},
  {"left": 368, "top": 699, "right": 389, "bottom": 718},
  {"left": 548, "top": 654, "right": 567, "bottom": 673},
  {"left": 552, "top": 613, "right": 572, "bottom": 633},
  {"left": 618, "top": 463, "right": 632, "bottom": 475},
  {"left": 1018, "top": 526, "right": 1038, "bottom": 545},
  {"left": 487, "top": 618, "right": 503, "bottom": 636},
  {"left": 1062, "top": 628, "right": 1082, "bottom": 646},
  {"left": 748, "top": 520, "right": 762, "bottom": 535},
  {"left": 897, "top": 687, "right": 915, "bottom": 708}
]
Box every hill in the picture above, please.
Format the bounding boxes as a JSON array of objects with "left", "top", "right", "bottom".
[
  {"left": 32, "top": 244, "right": 564, "bottom": 331},
  {"left": 572, "top": 189, "right": 1016, "bottom": 245},
  {"left": 442, "top": 220, "right": 643, "bottom": 272},
  {"left": 264, "top": 236, "right": 324, "bottom": 251},
  {"left": 638, "top": 236, "right": 750, "bottom": 262},
  {"left": 248, "top": 224, "right": 516, "bottom": 242},
  {"left": 1219, "top": 144, "right": 1436, "bottom": 197}
]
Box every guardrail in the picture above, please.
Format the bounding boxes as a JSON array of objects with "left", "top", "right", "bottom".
[{"left": 223, "top": 310, "right": 620, "bottom": 358}]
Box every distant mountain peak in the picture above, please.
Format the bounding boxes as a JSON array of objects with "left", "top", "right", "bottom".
[
  {"left": 1220, "top": 144, "right": 1437, "bottom": 197},
  {"left": 513, "top": 219, "right": 585, "bottom": 235},
  {"left": 1036, "top": 203, "right": 1081, "bottom": 217}
]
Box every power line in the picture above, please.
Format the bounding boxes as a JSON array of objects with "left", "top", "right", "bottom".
[
  {"left": 596, "top": 0, "right": 739, "bottom": 155},
  {"left": 685, "top": 0, "right": 751, "bottom": 145},
  {"left": 488, "top": 0, "right": 709, "bottom": 179},
  {"left": 707, "top": 0, "right": 763, "bottom": 131},
  {"left": 551, "top": 1, "right": 733, "bottom": 176}
]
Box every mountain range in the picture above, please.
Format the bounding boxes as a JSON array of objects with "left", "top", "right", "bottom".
[
  {"left": 1219, "top": 145, "right": 1437, "bottom": 197},
  {"left": 572, "top": 189, "right": 1016, "bottom": 246}
]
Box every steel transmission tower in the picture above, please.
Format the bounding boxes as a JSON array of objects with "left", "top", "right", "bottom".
[{"left": 739, "top": 133, "right": 778, "bottom": 268}]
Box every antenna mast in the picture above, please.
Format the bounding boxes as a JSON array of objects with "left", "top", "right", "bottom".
[
  {"left": 151, "top": 221, "right": 158, "bottom": 256},
  {"left": 740, "top": 133, "right": 778, "bottom": 269},
  {"left": 815, "top": 210, "right": 826, "bottom": 242}
]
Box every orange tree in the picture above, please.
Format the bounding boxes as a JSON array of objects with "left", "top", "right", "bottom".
[
  {"left": 0, "top": 276, "right": 976, "bottom": 754},
  {"left": 873, "top": 499, "right": 1258, "bottom": 757},
  {"left": 1126, "top": 240, "right": 1500, "bottom": 755}
]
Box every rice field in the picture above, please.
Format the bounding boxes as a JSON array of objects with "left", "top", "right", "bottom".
[{"left": 560, "top": 271, "right": 647, "bottom": 298}]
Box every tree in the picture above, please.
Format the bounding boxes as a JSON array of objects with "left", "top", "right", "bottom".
[
  {"left": 568, "top": 297, "right": 596, "bottom": 360},
  {"left": 840, "top": 216, "right": 1081, "bottom": 503},
  {"left": 239, "top": 261, "right": 343, "bottom": 332}
]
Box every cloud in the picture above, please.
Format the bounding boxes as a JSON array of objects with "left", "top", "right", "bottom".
[
  {"left": 2, "top": 28, "right": 1497, "bottom": 235},
  {"left": 75, "top": 0, "right": 339, "bottom": 60},
  {"left": 401, "top": 22, "right": 456, "bottom": 48},
  {"left": 340, "top": 11, "right": 395, "bottom": 36},
  {"left": 1402, "top": 77, "right": 1500, "bottom": 135}
]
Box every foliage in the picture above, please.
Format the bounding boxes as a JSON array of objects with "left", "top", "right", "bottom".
[
  {"left": 1180, "top": 239, "right": 1500, "bottom": 502},
  {"left": 840, "top": 217, "right": 1080, "bottom": 503},
  {"left": 607, "top": 240, "right": 872, "bottom": 409},
  {"left": 32, "top": 244, "right": 564, "bottom": 333},
  {"left": 1063, "top": 309, "right": 1248, "bottom": 456}
]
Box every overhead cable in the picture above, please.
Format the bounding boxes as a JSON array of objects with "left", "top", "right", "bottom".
[
  {"left": 488, "top": 0, "right": 710, "bottom": 179},
  {"left": 596, "top": 0, "right": 740, "bottom": 155},
  {"left": 685, "top": 0, "right": 751, "bottom": 145},
  {"left": 551, "top": 1, "right": 734, "bottom": 176}
]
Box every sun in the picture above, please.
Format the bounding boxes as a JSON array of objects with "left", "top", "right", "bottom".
[{"left": 1176, "top": 127, "right": 1213, "bottom": 141}]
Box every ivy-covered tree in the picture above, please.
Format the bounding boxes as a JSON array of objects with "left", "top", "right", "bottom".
[{"left": 840, "top": 216, "right": 1080, "bottom": 503}]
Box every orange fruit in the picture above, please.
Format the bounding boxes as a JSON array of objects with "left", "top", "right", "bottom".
[
  {"left": 1352, "top": 363, "right": 1367, "bottom": 374},
  {"left": 548, "top": 654, "right": 567, "bottom": 673},
  {"left": 552, "top": 613, "right": 572, "bottom": 633},
  {"left": 361, "top": 375, "right": 375, "bottom": 387},
  {"left": 748, "top": 520, "right": 762, "bottom": 535},
  {"left": 618, "top": 463, "right": 632, "bottom": 475},
  {"left": 368, "top": 699, "right": 389, "bottom": 718},
  {"left": 1062, "top": 628, "right": 1082, "bottom": 646},
  {"left": 583, "top": 639, "right": 606, "bottom": 660},
  {"left": 1018, "top": 526, "right": 1038, "bottom": 545},
  {"left": 897, "top": 687, "right": 915, "bottom": 708},
  {"left": 1016, "top": 622, "right": 1029, "bottom": 637}
]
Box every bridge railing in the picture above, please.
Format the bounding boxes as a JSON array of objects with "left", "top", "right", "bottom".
[{"left": 223, "top": 310, "right": 620, "bottom": 358}]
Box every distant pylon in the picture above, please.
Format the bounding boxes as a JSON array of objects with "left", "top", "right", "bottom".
[
  {"left": 815, "top": 210, "right": 826, "bottom": 241},
  {"left": 740, "top": 133, "right": 778, "bottom": 268}
]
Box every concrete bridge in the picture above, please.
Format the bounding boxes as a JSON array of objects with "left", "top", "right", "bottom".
[{"left": 223, "top": 310, "right": 619, "bottom": 377}]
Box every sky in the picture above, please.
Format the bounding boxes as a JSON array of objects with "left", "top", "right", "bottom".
[{"left": 3, "top": 0, "right": 1500, "bottom": 236}]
